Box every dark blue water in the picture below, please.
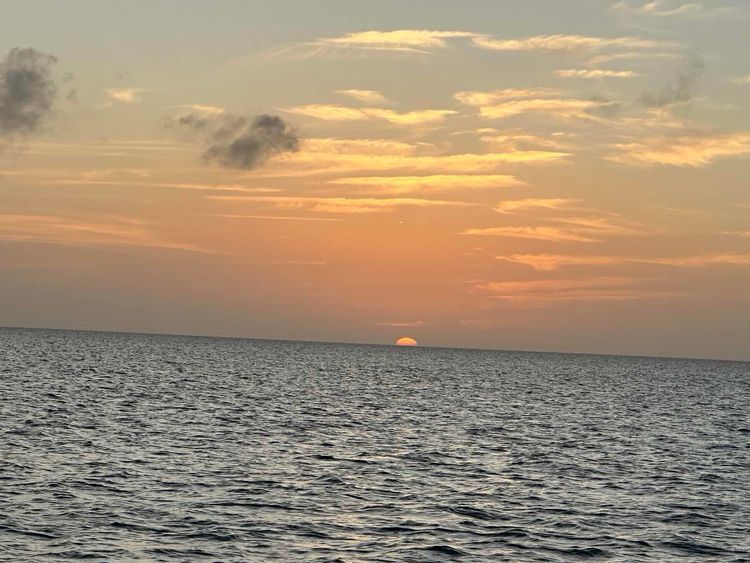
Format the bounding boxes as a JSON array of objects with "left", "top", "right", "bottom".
[{"left": 1, "top": 328, "right": 749, "bottom": 561}]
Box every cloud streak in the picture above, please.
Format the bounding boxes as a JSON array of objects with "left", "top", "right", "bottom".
[
  {"left": 283, "top": 104, "right": 456, "bottom": 125},
  {"left": 498, "top": 252, "right": 750, "bottom": 270},
  {"left": 329, "top": 174, "right": 522, "bottom": 194},
  {"left": 209, "top": 195, "right": 474, "bottom": 214}
]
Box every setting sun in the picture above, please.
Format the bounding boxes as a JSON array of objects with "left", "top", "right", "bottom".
[{"left": 395, "top": 337, "right": 418, "bottom": 347}]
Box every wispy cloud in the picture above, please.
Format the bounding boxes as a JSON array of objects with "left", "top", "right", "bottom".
[
  {"left": 329, "top": 174, "right": 522, "bottom": 194},
  {"left": 313, "top": 29, "right": 481, "bottom": 55},
  {"left": 471, "top": 276, "right": 675, "bottom": 303},
  {"left": 377, "top": 320, "right": 430, "bottom": 327},
  {"left": 472, "top": 98, "right": 617, "bottom": 120},
  {"left": 610, "top": 1, "right": 735, "bottom": 18},
  {"left": 494, "top": 198, "right": 579, "bottom": 214},
  {"left": 0, "top": 213, "right": 212, "bottom": 253},
  {"left": 454, "top": 88, "right": 564, "bottom": 106},
  {"left": 556, "top": 69, "right": 640, "bottom": 78},
  {"left": 215, "top": 214, "right": 343, "bottom": 222},
  {"left": 209, "top": 195, "right": 474, "bottom": 214},
  {"left": 499, "top": 252, "right": 750, "bottom": 271},
  {"left": 464, "top": 216, "right": 641, "bottom": 242},
  {"left": 335, "top": 89, "right": 391, "bottom": 105},
  {"left": 105, "top": 87, "right": 150, "bottom": 104},
  {"left": 732, "top": 74, "right": 750, "bottom": 84},
  {"left": 463, "top": 226, "right": 597, "bottom": 242},
  {"left": 172, "top": 104, "right": 225, "bottom": 115},
  {"left": 282, "top": 104, "right": 456, "bottom": 125},
  {"left": 257, "top": 137, "right": 569, "bottom": 177},
  {"left": 472, "top": 34, "right": 673, "bottom": 52},
  {"left": 610, "top": 132, "right": 750, "bottom": 166}
]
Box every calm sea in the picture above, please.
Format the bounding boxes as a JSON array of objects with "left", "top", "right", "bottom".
[{"left": 1, "top": 328, "right": 748, "bottom": 561}]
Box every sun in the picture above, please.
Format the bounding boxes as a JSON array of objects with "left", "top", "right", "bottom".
[{"left": 395, "top": 337, "right": 418, "bottom": 347}]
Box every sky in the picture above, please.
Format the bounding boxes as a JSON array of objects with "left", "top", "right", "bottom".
[{"left": 1, "top": 0, "right": 749, "bottom": 360}]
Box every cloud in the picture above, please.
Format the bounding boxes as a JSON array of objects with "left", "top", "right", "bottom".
[
  {"left": 209, "top": 195, "right": 474, "bottom": 214},
  {"left": 732, "top": 75, "right": 750, "bottom": 84},
  {"left": 464, "top": 216, "right": 640, "bottom": 242},
  {"left": 556, "top": 69, "right": 640, "bottom": 78},
  {"left": 168, "top": 112, "right": 299, "bottom": 170},
  {"left": 105, "top": 87, "right": 150, "bottom": 104},
  {"left": 610, "top": 132, "right": 750, "bottom": 166},
  {"left": 378, "top": 321, "right": 430, "bottom": 327},
  {"left": 329, "top": 174, "right": 523, "bottom": 194},
  {"left": 454, "top": 88, "right": 564, "bottom": 106},
  {"left": 611, "top": 1, "right": 702, "bottom": 16},
  {"left": 472, "top": 34, "right": 672, "bottom": 52},
  {"left": 172, "top": 104, "right": 225, "bottom": 115},
  {"left": 494, "top": 198, "right": 579, "bottom": 214},
  {"left": 255, "top": 137, "right": 569, "bottom": 177},
  {"left": 639, "top": 53, "right": 704, "bottom": 108},
  {"left": 0, "top": 47, "right": 58, "bottom": 141},
  {"left": 313, "top": 29, "right": 481, "bottom": 55},
  {"left": 335, "top": 89, "right": 391, "bottom": 105},
  {"left": 499, "top": 252, "right": 750, "bottom": 270},
  {"left": 477, "top": 128, "right": 573, "bottom": 151},
  {"left": 585, "top": 51, "right": 679, "bottom": 66},
  {"left": 471, "top": 276, "right": 672, "bottom": 303},
  {"left": 463, "top": 226, "right": 597, "bottom": 242},
  {"left": 283, "top": 104, "right": 456, "bottom": 125},
  {"left": 0, "top": 213, "right": 212, "bottom": 253},
  {"left": 472, "top": 98, "right": 617, "bottom": 120}
]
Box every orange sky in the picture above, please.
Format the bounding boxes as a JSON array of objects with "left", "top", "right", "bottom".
[{"left": 1, "top": 1, "right": 749, "bottom": 359}]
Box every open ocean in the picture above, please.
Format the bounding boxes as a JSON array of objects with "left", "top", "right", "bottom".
[{"left": 1, "top": 327, "right": 748, "bottom": 561}]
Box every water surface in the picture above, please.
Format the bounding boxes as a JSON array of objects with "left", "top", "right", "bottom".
[{"left": 1, "top": 328, "right": 748, "bottom": 561}]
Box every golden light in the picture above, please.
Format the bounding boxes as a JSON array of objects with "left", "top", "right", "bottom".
[{"left": 395, "top": 337, "right": 418, "bottom": 346}]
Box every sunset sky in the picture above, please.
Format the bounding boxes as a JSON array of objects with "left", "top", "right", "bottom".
[{"left": 1, "top": 0, "right": 749, "bottom": 360}]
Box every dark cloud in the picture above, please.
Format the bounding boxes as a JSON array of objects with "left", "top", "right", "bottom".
[
  {"left": 0, "top": 47, "right": 58, "bottom": 139},
  {"left": 170, "top": 112, "right": 299, "bottom": 170},
  {"left": 640, "top": 53, "right": 704, "bottom": 108}
]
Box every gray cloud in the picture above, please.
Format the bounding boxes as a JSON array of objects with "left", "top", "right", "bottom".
[
  {"left": 0, "top": 47, "right": 58, "bottom": 139},
  {"left": 639, "top": 53, "right": 704, "bottom": 107},
  {"left": 170, "top": 112, "right": 299, "bottom": 170}
]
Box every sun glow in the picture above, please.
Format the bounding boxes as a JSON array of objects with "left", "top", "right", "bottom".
[{"left": 395, "top": 337, "right": 418, "bottom": 346}]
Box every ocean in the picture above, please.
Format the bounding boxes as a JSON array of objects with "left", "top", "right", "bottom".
[{"left": 1, "top": 327, "right": 748, "bottom": 561}]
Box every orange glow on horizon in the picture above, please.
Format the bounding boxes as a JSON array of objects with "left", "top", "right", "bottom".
[{"left": 395, "top": 337, "right": 418, "bottom": 346}]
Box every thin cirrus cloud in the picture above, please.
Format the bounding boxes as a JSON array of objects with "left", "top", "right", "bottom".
[
  {"left": 470, "top": 277, "right": 675, "bottom": 303},
  {"left": 454, "top": 88, "right": 565, "bottom": 106},
  {"left": 454, "top": 89, "right": 618, "bottom": 120},
  {"left": 472, "top": 98, "right": 615, "bottom": 120},
  {"left": 556, "top": 69, "right": 641, "bottom": 78},
  {"left": 256, "top": 137, "right": 569, "bottom": 177},
  {"left": 732, "top": 75, "right": 750, "bottom": 84},
  {"left": 311, "top": 29, "right": 481, "bottom": 54},
  {"left": 329, "top": 174, "right": 523, "bottom": 194},
  {"left": 610, "top": 132, "right": 750, "bottom": 166},
  {"left": 498, "top": 252, "right": 750, "bottom": 271},
  {"left": 471, "top": 34, "right": 673, "bottom": 52},
  {"left": 494, "top": 198, "right": 579, "bottom": 214},
  {"left": 610, "top": 1, "right": 734, "bottom": 18},
  {"left": 208, "top": 195, "right": 475, "bottom": 214},
  {"left": 105, "top": 88, "right": 151, "bottom": 104},
  {"left": 282, "top": 104, "right": 456, "bottom": 125},
  {"left": 335, "top": 89, "right": 391, "bottom": 105},
  {"left": 0, "top": 213, "right": 212, "bottom": 253},
  {"left": 464, "top": 217, "right": 640, "bottom": 242},
  {"left": 463, "top": 226, "right": 598, "bottom": 242},
  {"left": 265, "top": 29, "right": 675, "bottom": 61}
]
